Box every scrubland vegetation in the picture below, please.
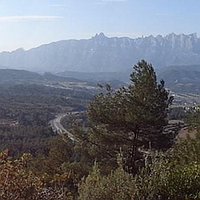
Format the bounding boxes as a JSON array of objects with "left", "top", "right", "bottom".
[{"left": 0, "top": 60, "right": 200, "bottom": 199}]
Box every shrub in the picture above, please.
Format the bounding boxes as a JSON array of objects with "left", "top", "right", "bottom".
[{"left": 78, "top": 162, "right": 135, "bottom": 200}]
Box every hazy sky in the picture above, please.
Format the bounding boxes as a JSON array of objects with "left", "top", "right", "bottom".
[{"left": 0, "top": 0, "right": 199, "bottom": 51}]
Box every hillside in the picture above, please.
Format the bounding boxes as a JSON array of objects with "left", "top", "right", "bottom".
[
  {"left": 159, "top": 65, "right": 200, "bottom": 93},
  {"left": 0, "top": 69, "right": 43, "bottom": 85},
  {"left": 0, "top": 69, "right": 90, "bottom": 86}
]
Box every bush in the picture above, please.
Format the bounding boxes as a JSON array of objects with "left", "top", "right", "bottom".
[
  {"left": 135, "top": 134, "right": 200, "bottom": 200},
  {"left": 135, "top": 159, "right": 200, "bottom": 199},
  {"left": 0, "top": 151, "right": 74, "bottom": 200},
  {"left": 0, "top": 152, "right": 43, "bottom": 200},
  {"left": 78, "top": 162, "right": 135, "bottom": 200}
]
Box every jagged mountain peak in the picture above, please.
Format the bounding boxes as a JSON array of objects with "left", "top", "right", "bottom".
[{"left": 93, "top": 32, "right": 108, "bottom": 40}]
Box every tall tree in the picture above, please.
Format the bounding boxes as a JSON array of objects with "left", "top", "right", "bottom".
[{"left": 86, "top": 60, "right": 173, "bottom": 174}]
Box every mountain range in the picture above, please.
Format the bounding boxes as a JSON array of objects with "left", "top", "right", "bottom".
[{"left": 0, "top": 33, "right": 200, "bottom": 73}]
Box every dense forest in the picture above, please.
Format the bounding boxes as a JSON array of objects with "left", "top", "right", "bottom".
[
  {"left": 0, "top": 82, "right": 93, "bottom": 159},
  {"left": 0, "top": 60, "right": 200, "bottom": 199}
]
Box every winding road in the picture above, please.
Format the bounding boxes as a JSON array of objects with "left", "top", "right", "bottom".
[{"left": 49, "top": 113, "right": 78, "bottom": 142}]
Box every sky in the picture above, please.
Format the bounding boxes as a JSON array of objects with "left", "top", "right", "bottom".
[{"left": 0, "top": 0, "right": 199, "bottom": 51}]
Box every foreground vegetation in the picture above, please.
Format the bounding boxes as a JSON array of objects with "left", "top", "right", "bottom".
[{"left": 1, "top": 129, "right": 200, "bottom": 200}]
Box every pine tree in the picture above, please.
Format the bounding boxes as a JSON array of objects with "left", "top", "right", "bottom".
[
  {"left": 86, "top": 60, "right": 173, "bottom": 174},
  {"left": 127, "top": 60, "right": 173, "bottom": 148}
]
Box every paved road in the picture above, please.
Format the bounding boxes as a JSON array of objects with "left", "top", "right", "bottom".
[{"left": 49, "top": 113, "right": 77, "bottom": 142}]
